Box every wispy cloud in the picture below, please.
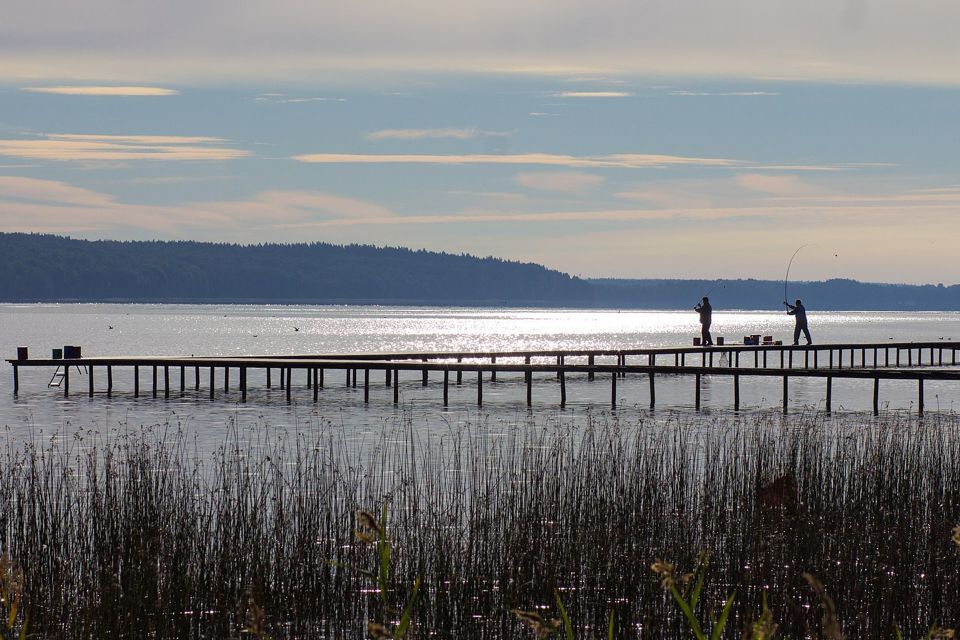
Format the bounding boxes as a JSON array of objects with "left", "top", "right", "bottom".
[
  {"left": 670, "top": 90, "right": 779, "bottom": 97},
  {"left": 365, "top": 127, "right": 480, "bottom": 141},
  {"left": 528, "top": 112, "right": 560, "bottom": 117},
  {"left": 254, "top": 93, "right": 345, "bottom": 104},
  {"left": 551, "top": 91, "right": 632, "bottom": 98},
  {"left": 515, "top": 171, "right": 604, "bottom": 194},
  {"left": 292, "top": 152, "right": 737, "bottom": 168},
  {"left": 0, "top": 134, "right": 250, "bottom": 162},
  {"left": 20, "top": 86, "right": 178, "bottom": 96}
]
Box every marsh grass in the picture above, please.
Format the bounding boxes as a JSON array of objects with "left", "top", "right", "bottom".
[{"left": 0, "top": 410, "right": 958, "bottom": 638}]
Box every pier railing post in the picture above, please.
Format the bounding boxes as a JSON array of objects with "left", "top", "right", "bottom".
[
  {"left": 240, "top": 366, "right": 247, "bottom": 402},
  {"left": 649, "top": 372, "right": 655, "bottom": 410},
  {"left": 364, "top": 368, "right": 370, "bottom": 403},
  {"left": 873, "top": 378, "right": 879, "bottom": 415},
  {"left": 477, "top": 369, "right": 483, "bottom": 407},
  {"left": 825, "top": 376, "right": 832, "bottom": 413},
  {"left": 611, "top": 371, "right": 617, "bottom": 410},
  {"left": 134, "top": 365, "right": 140, "bottom": 397},
  {"left": 443, "top": 369, "right": 449, "bottom": 407},
  {"left": 695, "top": 373, "right": 701, "bottom": 411},
  {"left": 559, "top": 371, "right": 566, "bottom": 408}
]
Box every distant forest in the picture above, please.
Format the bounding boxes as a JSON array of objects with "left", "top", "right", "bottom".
[{"left": 2, "top": 233, "right": 959, "bottom": 310}]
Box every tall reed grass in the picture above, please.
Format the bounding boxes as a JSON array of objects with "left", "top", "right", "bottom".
[{"left": 0, "top": 410, "right": 957, "bottom": 638}]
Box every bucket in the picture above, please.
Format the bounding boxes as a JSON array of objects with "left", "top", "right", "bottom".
[
  {"left": 716, "top": 337, "right": 724, "bottom": 345},
  {"left": 16, "top": 346, "right": 28, "bottom": 360},
  {"left": 64, "top": 345, "right": 82, "bottom": 359},
  {"left": 52, "top": 348, "right": 63, "bottom": 359},
  {"left": 693, "top": 337, "right": 702, "bottom": 346}
]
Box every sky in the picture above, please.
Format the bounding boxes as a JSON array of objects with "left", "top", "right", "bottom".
[{"left": 1, "top": 1, "right": 959, "bottom": 285}]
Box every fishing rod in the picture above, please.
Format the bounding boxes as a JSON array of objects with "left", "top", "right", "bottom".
[
  {"left": 783, "top": 244, "right": 812, "bottom": 305},
  {"left": 696, "top": 280, "right": 723, "bottom": 306}
]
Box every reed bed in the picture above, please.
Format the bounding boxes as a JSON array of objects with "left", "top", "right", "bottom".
[{"left": 0, "top": 410, "right": 958, "bottom": 638}]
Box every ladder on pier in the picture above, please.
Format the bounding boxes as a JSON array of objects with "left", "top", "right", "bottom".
[{"left": 48, "top": 365, "right": 85, "bottom": 388}]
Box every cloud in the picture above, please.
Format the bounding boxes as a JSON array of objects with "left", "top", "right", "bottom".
[
  {"left": 292, "top": 152, "right": 738, "bottom": 168},
  {"left": 365, "top": 127, "right": 480, "bottom": 141},
  {"left": 20, "top": 86, "right": 178, "bottom": 96},
  {"left": 735, "top": 173, "right": 820, "bottom": 196},
  {"left": 669, "top": 90, "right": 780, "bottom": 97},
  {"left": 0, "top": 134, "right": 250, "bottom": 162},
  {"left": 551, "top": 91, "right": 632, "bottom": 98},
  {"left": 2, "top": 2, "right": 960, "bottom": 84},
  {"left": 515, "top": 171, "right": 605, "bottom": 194},
  {"left": 528, "top": 112, "right": 560, "bottom": 117},
  {"left": 254, "top": 93, "right": 345, "bottom": 104}
]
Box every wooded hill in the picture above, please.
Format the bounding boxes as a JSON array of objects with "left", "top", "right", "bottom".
[{"left": 2, "top": 233, "right": 959, "bottom": 310}]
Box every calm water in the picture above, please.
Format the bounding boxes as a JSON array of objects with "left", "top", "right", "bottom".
[{"left": 2, "top": 304, "right": 959, "bottom": 453}]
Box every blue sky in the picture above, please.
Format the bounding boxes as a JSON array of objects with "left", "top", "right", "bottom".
[{"left": 1, "top": 1, "right": 959, "bottom": 284}]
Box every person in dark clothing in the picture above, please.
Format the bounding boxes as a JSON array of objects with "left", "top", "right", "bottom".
[
  {"left": 785, "top": 299, "right": 812, "bottom": 345},
  {"left": 694, "top": 296, "right": 713, "bottom": 346}
]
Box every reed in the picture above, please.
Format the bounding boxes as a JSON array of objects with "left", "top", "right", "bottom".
[{"left": 0, "top": 410, "right": 957, "bottom": 638}]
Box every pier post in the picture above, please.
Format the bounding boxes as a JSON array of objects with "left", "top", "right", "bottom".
[
  {"left": 307, "top": 368, "right": 312, "bottom": 390},
  {"left": 134, "top": 365, "right": 140, "bottom": 397},
  {"left": 164, "top": 365, "right": 170, "bottom": 399},
  {"left": 782, "top": 376, "right": 788, "bottom": 413},
  {"left": 107, "top": 366, "right": 112, "bottom": 397},
  {"left": 266, "top": 367, "right": 271, "bottom": 389},
  {"left": 814, "top": 350, "right": 818, "bottom": 369},
  {"left": 752, "top": 351, "right": 756, "bottom": 368},
  {"left": 731, "top": 373, "right": 740, "bottom": 410},
  {"left": 88, "top": 366, "right": 94, "bottom": 398},
  {"left": 457, "top": 358, "right": 463, "bottom": 385},
  {"left": 873, "top": 378, "right": 880, "bottom": 415},
  {"left": 345, "top": 368, "right": 350, "bottom": 387},
  {"left": 319, "top": 368, "right": 324, "bottom": 388},
  {"left": 918, "top": 379, "right": 924, "bottom": 416},
  {"left": 477, "top": 369, "right": 483, "bottom": 407},
  {"left": 825, "top": 377, "right": 832, "bottom": 413},
  {"left": 588, "top": 355, "right": 594, "bottom": 380},
  {"left": 386, "top": 368, "right": 391, "bottom": 387},
  {"left": 780, "top": 350, "right": 784, "bottom": 368},
  {"left": 763, "top": 350, "right": 768, "bottom": 368},
  {"left": 286, "top": 368, "right": 292, "bottom": 401},
  {"left": 526, "top": 370, "right": 532, "bottom": 407},
  {"left": 789, "top": 351, "right": 793, "bottom": 369},
  {"left": 491, "top": 356, "right": 496, "bottom": 382},
  {"left": 649, "top": 372, "right": 656, "bottom": 410},
  {"left": 393, "top": 369, "right": 399, "bottom": 404},
  {"left": 611, "top": 371, "right": 617, "bottom": 410},
  {"left": 872, "top": 348, "right": 878, "bottom": 369},
  {"left": 180, "top": 366, "right": 185, "bottom": 396},
  {"left": 896, "top": 348, "right": 901, "bottom": 367},
  {"left": 908, "top": 349, "right": 912, "bottom": 367},
  {"left": 804, "top": 350, "right": 809, "bottom": 368},
  {"left": 443, "top": 369, "right": 449, "bottom": 407},
  {"left": 224, "top": 367, "right": 229, "bottom": 393},
  {"left": 352, "top": 369, "right": 358, "bottom": 389},
  {"left": 152, "top": 366, "right": 157, "bottom": 398},
  {"left": 195, "top": 366, "right": 200, "bottom": 390},
  {"left": 695, "top": 374, "right": 701, "bottom": 411},
  {"left": 209, "top": 367, "right": 214, "bottom": 399},
  {"left": 64, "top": 365, "right": 69, "bottom": 397},
  {"left": 12, "top": 365, "right": 17, "bottom": 395},
  {"left": 422, "top": 359, "right": 428, "bottom": 386},
  {"left": 559, "top": 371, "right": 566, "bottom": 408},
  {"left": 240, "top": 367, "right": 247, "bottom": 402},
  {"left": 313, "top": 369, "right": 319, "bottom": 403},
  {"left": 364, "top": 369, "right": 370, "bottom": 403}
]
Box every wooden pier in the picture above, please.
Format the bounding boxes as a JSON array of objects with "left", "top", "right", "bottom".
[{"left": 7, "top": 341, "right": 960, "bottom": 415}]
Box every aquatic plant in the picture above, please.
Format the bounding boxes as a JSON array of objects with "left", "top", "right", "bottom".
[{"left": 0, "top": 410, "right": 957, "bottom": 637}]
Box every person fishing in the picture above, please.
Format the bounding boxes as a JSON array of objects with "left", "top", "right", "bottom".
[
  {"left": 785, "top": 299, "right": 812, "bottom": 345},
  {"left": 694, "top": 296, "right": 713, "bottom": 346}
]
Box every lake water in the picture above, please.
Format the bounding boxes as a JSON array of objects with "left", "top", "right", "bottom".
[{"left": 2, "top": 304, "right": 959, "bottom": 454}]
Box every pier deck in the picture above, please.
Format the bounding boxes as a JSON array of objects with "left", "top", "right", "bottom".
[{"left": 7, "top": 341, "right": 959, "bottom": 415}]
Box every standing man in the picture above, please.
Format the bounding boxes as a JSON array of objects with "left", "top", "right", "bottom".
[
  {"left": 785, "top": 299, "right": 813, "bottom": 345},
  {"left": 694, "top": 296, "right": 713, "bottom": 346}
]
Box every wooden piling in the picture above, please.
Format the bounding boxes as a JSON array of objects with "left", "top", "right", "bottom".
[
  {"left": 240, "top": 366, "right": 247, "bottom": 402},
  {"left": 733, "top": 374, "right": 739, "bottom": 411},
  {"left": 64, "top": 365, "right": 69, "bottom": 397},
  {"left": 611, "top": 371, "right": 617, "bottom": 410},
  {"left": 195, "top": 366, "right": 200, "bottom": 390},
  {"left": 695, "top": 373, "right": 701, "bottom": 410},
  {"left": 422, "top": 358, "right": 428, "bottom": 386},
  {"left": 873, "top": 378, "right": 879, "bottom": 415},
  {"left": 224, "top": 367, "right": 229, "bottom": 392},
  {"left": 88, "top": 366, "right": 94, "bottom": 397},
  {"left": 559, "top": 370, "right": 566, "bottom": 408},
  {"left": 209, "top": 367, "right": 214, "bottom": 400},
  {"left": 526, "top": 371, "right": 533, "bottom": 407},
  {"left": 266, "top": 367, "right": 271, "bottom": 389},
  {"left": 782, "top": 376, "right": 788, "bottom": 413},
  {"left": 393, "top": 369, "right": 399, "bottom": 404},
  {"left": 164, "top": 365, "right": 169, "bottom": 399},
  {"left": 152, "top": 366, "right": 157, "bottom": 398},
  {"left": 491, "top": 356, "right": 497, "bottom": 382},
  {"left": 180, "top": 366, "right": 185, "bottom": 396},
  {"left": 589, "top": 355, "right": 595, "bottom": 380},
  {"left": 825, "top": 376, "right": 832, "bottom": 413},
  {"left": 107, "top": 366, "right": 112, "bottom": 397},
  {"left": 364, "top": 369, "right": 370, "bottom": 403},
  {"left": 918, "top": 379, "right": 924, "bottom": 416},
  {"left": 477, "top": 370, "right": 483, "bottom": 407},
  {"left": 649, "top": 372, "right": 656, "bottom": 410},
  {"left": 443, "top": 369, "right": 449, "bottom": 407},
  {"left": 286, "top": 368, "right": 292, "bottom": 401},
  {"left": 313, "top": 369, "right": 319, "bottom": 403}
]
